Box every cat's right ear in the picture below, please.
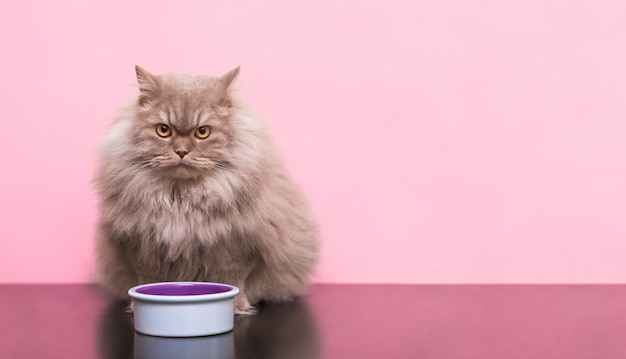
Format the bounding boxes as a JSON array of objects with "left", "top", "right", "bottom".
[{"left": 135, "top": 65, "right": 159, "bottom": 107}]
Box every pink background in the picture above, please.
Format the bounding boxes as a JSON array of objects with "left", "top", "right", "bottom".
[{"left": 1, "top": 0, "right": 625, "bottom": 284}]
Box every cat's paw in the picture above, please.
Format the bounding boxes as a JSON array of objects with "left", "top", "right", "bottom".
[
  {"left": 235, "top": 305, "right": 258, "bottom": 316},
  {"left": 234, "top": 294, "right": 257, "bottom": 316},
  {"left": 125, "top": 301, "right": 134, "bottom": 314}
]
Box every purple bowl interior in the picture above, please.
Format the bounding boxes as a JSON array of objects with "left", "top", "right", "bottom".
[{"left": 136, "top": 283, "right": 233, "bottom": 296}]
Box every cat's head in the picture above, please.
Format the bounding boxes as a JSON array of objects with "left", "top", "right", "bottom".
[{"left": 129, "top": 65, "right": 241, "bottom": 181}]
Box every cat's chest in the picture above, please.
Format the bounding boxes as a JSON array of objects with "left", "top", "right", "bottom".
[
  {"left": 128, "top": 185, "right": 234, "bottom": 245},
  {"left": 142, "top": 188, "right": 211, "bottom": 225}
]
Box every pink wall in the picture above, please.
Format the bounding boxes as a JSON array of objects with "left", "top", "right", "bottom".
[{"left": 1, "top": 0, "right": 625, "bottom": 283}]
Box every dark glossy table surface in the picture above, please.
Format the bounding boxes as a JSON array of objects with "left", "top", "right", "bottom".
[{"left": 2, "top": 284, "right": 626, "bottom": 358}]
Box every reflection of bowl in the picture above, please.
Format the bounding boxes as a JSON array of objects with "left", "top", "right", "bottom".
[
  {"left": 134, "top": 331, "right": 235, "bottom": 359},
  {"left": 128, "top": 282, "right": 239, "bottom": 337}
]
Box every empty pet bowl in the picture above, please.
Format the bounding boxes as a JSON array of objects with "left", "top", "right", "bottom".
[{"left": 128, "top": 282, "right": 239, "bottom": 337}]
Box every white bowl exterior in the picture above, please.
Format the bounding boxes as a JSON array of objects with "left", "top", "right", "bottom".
[
  {"left": 129, "top": 282, "right": 239, "bottom": 337},
  {"left": 133, "top": 298, "right": 235, "bottom": 337}
]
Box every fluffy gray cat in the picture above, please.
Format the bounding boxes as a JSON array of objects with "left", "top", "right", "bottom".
[{"left": 93, "top": 66, "right": 319, "bottom": 314}]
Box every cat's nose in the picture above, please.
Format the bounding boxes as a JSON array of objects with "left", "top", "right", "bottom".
[{"left": 174, "top": 150, "right": 189, "bottom": 158}]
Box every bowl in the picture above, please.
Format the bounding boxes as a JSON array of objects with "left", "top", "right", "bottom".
[{"left": 128, "top": 281, "right": 239, "bottom": 337}]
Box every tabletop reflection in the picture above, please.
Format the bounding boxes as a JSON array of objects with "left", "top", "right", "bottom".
[
  {"left": 97, "top": 298, "right": 318, "bottom": 359},
  {"left": 135, "top": 332, "right": 234, "bottom": 359}
]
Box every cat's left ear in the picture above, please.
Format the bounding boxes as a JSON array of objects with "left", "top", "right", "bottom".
[{"left": 218, "top": 66, "right": 240, "bottom": 107}]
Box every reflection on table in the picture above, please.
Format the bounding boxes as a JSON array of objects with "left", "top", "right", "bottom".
[{"left": 96, "top": 298, "right": 319, "bottom": 359}]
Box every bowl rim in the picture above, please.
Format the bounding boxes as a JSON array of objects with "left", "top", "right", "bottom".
[{"left": 128, "top": 281, "right": 239, "bottom": 303}]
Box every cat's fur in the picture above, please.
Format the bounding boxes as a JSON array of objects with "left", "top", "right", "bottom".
[{"left": 93, "top": 66, "right": 319, "bottom": 314}]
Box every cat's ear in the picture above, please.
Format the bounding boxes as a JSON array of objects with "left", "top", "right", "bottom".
[
  {"left": 220, "top": 66, "right": 240, "bottom": 89},
  {"left": 135, "top": 65, "right": 159, "bottom": 107},
  {"left": 218, "top": 66, "right": 240, "bottom": 107}
]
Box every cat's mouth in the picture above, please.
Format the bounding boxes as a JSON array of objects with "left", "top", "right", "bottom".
[
  {"left": 163, "top": 161, "right": 200, "bottom": 180},
  {"left": 172, "top": 154, "right": 196, "bottom": 166},
  {"left": 161, "top": 157, "right": 193, "bottom": 170},
  {"left": 157, "top": 157, "right": 209, "bottom": 180},
  {"left": 174, "top": 159, "right": 196, "bottom": 171}
]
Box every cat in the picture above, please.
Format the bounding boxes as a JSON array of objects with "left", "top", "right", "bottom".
[{"left": 93, "top": 66, "right": 319, "bottom": 315}]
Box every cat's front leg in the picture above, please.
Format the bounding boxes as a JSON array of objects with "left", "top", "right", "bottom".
[
  {"left": 95, "top": 232, "right": 141, "bottom": 302},
  {"left": 210, "top": 262, "right": 258, "bottom": 315},
  {"left": 234, "top": 292, "right": 257, "bottom": 316},
  {"left": 219, "top": 277, "right": 257, "bottom": 315}
]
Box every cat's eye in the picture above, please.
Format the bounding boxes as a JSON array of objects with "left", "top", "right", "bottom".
[
  {"left": 156, "top": 124, "right": 172, "bottom": 137},
  {"left": 195, "top": 126, "right": 211, "bottom": 139}
]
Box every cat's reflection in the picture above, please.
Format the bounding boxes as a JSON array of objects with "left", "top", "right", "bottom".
[
  {"left": 234, "top": 300, "right": 319, "bottom": 359},
  {"left": 96, "top": 298, "right": 319, "bottom": 359},
  {"left": 96, "top": 299, "right": 134, "bottom": 359}
]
